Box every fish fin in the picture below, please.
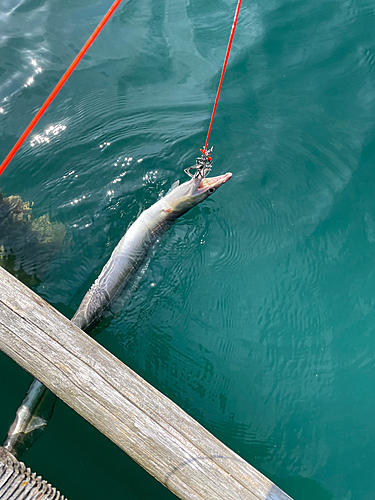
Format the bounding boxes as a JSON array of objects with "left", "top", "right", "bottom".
[
  {"left": 160, "top": 198, "right": 172, "bottom": 212},
  {"left": 165, "top": 180, "right": 179, "bottom": 195}
]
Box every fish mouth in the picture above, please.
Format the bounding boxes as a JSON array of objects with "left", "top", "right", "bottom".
[{"left": 197, "top": 172, "right": 233, "bottom": 191}]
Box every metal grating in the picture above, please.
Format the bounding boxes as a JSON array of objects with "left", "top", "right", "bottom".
[{"left": 0, "top": 447, "right": 66, "bottom": 500}]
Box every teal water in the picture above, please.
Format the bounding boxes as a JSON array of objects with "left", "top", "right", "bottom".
[{"left": 1, "top": 0, "right": 375, "bottom": 498}]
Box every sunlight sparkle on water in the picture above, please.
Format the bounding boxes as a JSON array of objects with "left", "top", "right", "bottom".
[
  {"left": 23, "top": 59, "right": 43, "bottom": 88},
  {"left": 70, "top": 195, "right": 86, "bottom": 206},
  {"left": 30, "top": 124, "right": 67, "bottom": 147},
  {"left": 30, "top": 58, "right": 42, "bottom": 73},
  {"left": 63, "top": 170, "right": 75, "bottom": 179},
  {"left": 24, "top": 76, "right": 34, "bottom": 87},
  {"left": 143, "top": 170, "right": 158, "bottom": 184}
]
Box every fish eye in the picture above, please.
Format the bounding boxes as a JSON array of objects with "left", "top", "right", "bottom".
[{"left": 207, "top": 188, "right": 215, "bottom": 194}]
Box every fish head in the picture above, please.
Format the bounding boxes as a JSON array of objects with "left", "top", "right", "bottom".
[{"left": 163, "top": 172, "right": 233, "bottom": 215}]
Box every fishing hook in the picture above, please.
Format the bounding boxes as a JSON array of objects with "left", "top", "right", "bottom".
[{"left": 184, "top": 146, "right": 214, "bottom": 179}]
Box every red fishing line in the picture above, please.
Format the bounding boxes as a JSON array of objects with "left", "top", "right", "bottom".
[
  {"left": 0, "top": 0, "right": 123, "bottom": 177},
  {"left": 203, "top": 0, "right": 242, "bottom": 154}
]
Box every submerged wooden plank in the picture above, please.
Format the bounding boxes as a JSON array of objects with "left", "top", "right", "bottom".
[
  {"left": 0, "top": 446, "right": 66, "bottom": 499},
  {"left": 0, "top": 266, "right": 293, "bottom": 500}
]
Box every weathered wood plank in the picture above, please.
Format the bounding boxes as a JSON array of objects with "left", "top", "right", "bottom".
[{"left": 0, "top": 266, "right": 292, "bottom": 500}]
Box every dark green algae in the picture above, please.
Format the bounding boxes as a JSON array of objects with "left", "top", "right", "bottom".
[{"left": 0, "top": 192, "right": 67, "bottom": 286}]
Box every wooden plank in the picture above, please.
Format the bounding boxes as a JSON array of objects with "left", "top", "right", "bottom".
[
  {"left": 0, "top": 446, "right": 66, "bottom": 499},
  {"left": 0, "top": 266, "right": 292, "bottom": 500}
]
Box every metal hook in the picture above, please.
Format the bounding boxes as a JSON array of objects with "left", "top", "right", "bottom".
[{"left": 184, "top": 146, "right": 214, "bottom": 179}]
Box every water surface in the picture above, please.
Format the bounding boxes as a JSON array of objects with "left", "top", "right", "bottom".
[{"left": 1, "top": 1, "right": 375, "bottom": 499}]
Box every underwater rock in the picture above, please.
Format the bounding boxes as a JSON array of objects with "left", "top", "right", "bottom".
[
  {"left": 31, "top": 214, "right": 66, "bottom": 246},
  {"left": 0, "top": 194, "right": 32, "bottom": 224},
  {"left": 0, "top": 192, "right": 67, "bottom": 285}
]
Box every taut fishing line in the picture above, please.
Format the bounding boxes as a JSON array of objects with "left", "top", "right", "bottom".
[{"left": 187, "top": 0, "right": 243, "bottom": 179}]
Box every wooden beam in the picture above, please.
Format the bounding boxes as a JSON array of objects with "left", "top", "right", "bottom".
[{"left": 0, "top": 267, "right": 292, "bottom": 500}]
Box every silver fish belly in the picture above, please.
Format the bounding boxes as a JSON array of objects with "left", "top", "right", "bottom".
[{"left": 71, "top": 199, "right": 174, "bottom": 332}]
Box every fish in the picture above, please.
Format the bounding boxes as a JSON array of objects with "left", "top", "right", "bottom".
[
  {"left": 3, "top": 171, "right": 232, "bottom": 457},
  {"left": 72, "top": 171, "right": 232, "bottom": 332}
]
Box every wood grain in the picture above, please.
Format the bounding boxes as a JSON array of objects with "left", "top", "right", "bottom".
[{"left": 0, "top": 267, "right": 292, "bottom": 500}]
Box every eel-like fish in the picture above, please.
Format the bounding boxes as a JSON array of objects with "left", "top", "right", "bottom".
[{"left": 3, "top": 171, "right": 232, "bottom": 457}]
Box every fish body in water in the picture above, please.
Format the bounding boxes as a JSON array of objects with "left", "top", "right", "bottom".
[
  {"left": 3, "top": 171, "right": 232, "bottom": 457},
  {"left": 72, "top": 171, "right": 232, "bottom": 331}
]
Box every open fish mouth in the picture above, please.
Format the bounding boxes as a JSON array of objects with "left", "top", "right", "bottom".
[{"left": 197, "top": 172, "right": 233, "bottom": 192}]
